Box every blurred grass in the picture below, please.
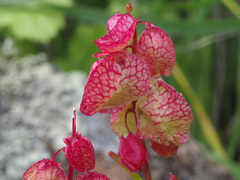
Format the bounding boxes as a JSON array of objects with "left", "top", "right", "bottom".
[
  {"left": 172, "top": 63, "right": 227, "bottom": 157},
  {"left": 0, "top": 0, "right": 240, "bottom": 178}
]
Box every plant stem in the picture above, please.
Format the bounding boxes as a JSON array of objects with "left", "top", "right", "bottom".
[
  {"left": 68, "top": 166, "right": 74, "bottom": 180},
  {"left": 50, "top": 147, "right": 64, "bottom": 163},
  {"left": 142, "top": 140, "right": 152, "bottom": 180},
  {"left": 143, "top": 161, "right": 152, "bottom": 180},
  {"left": 132, "top": 28, "right": 138, "bottom": 54},
  {"left": 125, "top": 109, "right": 132, "bottom": 134},
  {"left": 72, "top": 108, "right": 76, "bottom": 138},
  {"left": 68, "top": 108, "right": 77, "bottom": 180}
]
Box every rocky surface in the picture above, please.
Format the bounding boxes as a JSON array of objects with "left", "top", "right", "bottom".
[{"left": 0, "top": 54, "right": 235, "bottom": 180}]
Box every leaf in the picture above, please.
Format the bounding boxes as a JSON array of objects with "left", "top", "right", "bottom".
[{"left": 0, "top": 6, "right": 65, "bottom": 43}]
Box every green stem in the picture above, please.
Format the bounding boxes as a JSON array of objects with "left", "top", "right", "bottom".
[{"left": 172, "top": 63, "right": 227, "bottom": 157}]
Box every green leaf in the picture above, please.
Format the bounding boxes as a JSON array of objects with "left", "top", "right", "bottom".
[
  {"left": 0, "top": 0, "right": 72, "bottom": 6},
  {"left": 0, "top": 7, "right": 64, "bottom": 43},
  {"left": 0, "top": 0, "right": 72, "bottom": 43}
]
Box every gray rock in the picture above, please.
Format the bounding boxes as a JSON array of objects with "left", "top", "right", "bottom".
[{"left": 0, "top": 54, "right": 119, "bottom": 180}]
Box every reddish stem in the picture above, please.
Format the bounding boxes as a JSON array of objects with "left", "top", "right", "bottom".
[
  {"left": 68, "top": 108, "right": 77, "bottom": 180},
  {"left": 132, "top": 28, "right": 138, "bottom": 54},
  {"left": 142, "top": 140, "right": 152, "bottom": 180},
  {"left": 143, "top": 161, "right": 152, "bottom": 180},
  {"left": 72, "top": 108, "right": 76, "bottom": 138},
  {"left": 131, "top": 101, "right": 138, "bottom": 126},
  {"left": 125, "top": 109, "right": 132, "bottom": 134},
  {"left": 68, "top": 166, "right": 74, "bottom": 180},
  {"left": 50, "top": 147, "right": 64, "bottom": 163}
]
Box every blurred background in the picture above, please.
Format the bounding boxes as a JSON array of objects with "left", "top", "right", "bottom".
[{"left": 0, "top": 0, "right": 240, "bottom": 179}]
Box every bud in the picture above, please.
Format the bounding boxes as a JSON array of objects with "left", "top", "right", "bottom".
[
  {"left": 63, "top": 132, "right": 95, "bottom": 172},
  {"left": 76, "top": 171, "right": 110, "bottom": 180},
  {"left": 125, "top": 3, "right": 133, "bottom": 13},
  {"left": 23, "top": 158, "right": 67, "bottom": 180},
  {"left": 151, "top": 141, "right": 178, "bottom": 158},
  {"left": 118, "top": 133, "right": 149, "bottom": 173}
]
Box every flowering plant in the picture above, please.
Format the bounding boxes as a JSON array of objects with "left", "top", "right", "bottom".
[
  {"left": 80, "top": 3, "right": 193, "bottom": 179},
  {"left": 23, "top": 3, "right": 193, "bottom": 180}
]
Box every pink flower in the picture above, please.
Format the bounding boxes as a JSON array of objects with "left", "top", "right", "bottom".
[
  {"left": 63, "top": 132, "right": 95, "bottom": 172},
  {"left": 76, "top": 171, "right": 110, "bottom": 180},
  {"left": 93, "top": 12, "right": 139, "bottom": 58},
  {"left": 80, "top": 9, "right": 193, "bottom": 167},
  {"left": 118, "top": 133, "right": 149, "bottom": 173},
  {"left": 80, "top": 51, "right": 150, "bottom": 116},
  {"left": 23, "top": 159, "right": 67, "bottom": 180}
]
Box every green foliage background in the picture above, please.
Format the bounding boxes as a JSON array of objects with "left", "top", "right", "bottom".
[{"left": 0, "top": 0, "right": 240, "bottom": 178}]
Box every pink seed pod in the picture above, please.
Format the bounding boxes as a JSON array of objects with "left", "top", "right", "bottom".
[
  {"left": 136, "top": 78, "right": 193, "bottom": 145},
  {"left": 93, "top": 12, "right": 139, "bottom": 58},
  {"left": 151, "top": 141, "right": 178, "bottom": 158},
  {"left": 170, "top": 173, "right": 178, "bottom": 180},
  {"left": 63, "top": 132, "right": 95, "bottom": 172},
  {"left": 76, "top": 171, "right": 110, "bottom": 180},
  {"left": 137, "top": 22, "right": 176, "bottom": 77},
  {"left": 80, "top": 51, "right": 149, "bottom": 116},
  {"left": 23, "top": 158, "right": 67, "bottom": 180},
  {"left": 118, "top": 133, "right": 149, "bottom": 173}
]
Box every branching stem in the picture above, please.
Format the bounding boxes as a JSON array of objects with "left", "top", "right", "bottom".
[{"left": 50, "top": 147, "right": 64, "bottom": 163}]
